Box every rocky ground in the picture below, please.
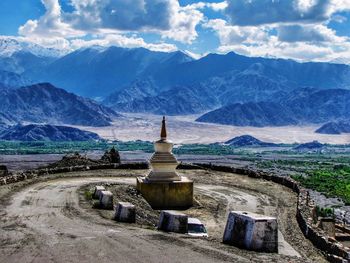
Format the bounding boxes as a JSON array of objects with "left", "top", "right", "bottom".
[{"left": 0, "top": 169, "right": 327, "bottom": 263}]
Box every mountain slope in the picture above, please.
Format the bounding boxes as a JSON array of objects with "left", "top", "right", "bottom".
[
  {"left": 34, "top": 47, "right": 193, "bottom": 98},
  {"left": 0, "top": 70, "right": 32, "bottom": 88},
  {"left": 112, "top": 82, "right": 220, "bottom": 115},
  {"left": 0, "top": 83, "right": 119, "bottom": 126},
  {"left": 150, "top": 51, "right": 350, "bottom": 90},
  {"left": 197, "top": 88, "right": 350, "bottom": 127},
  {"left": 0, "top": 124, "right": 101, "bottom": 141},
  {"left": 0, "top": 51, "right": 56, "bottom": 74},
  {"left": 225, "top": 135, "right": 276, "bottom": 147},
  {"left": 315, "top": 121, "right": 350, "bottom": 134},
  {"left": 105, "top": 65, "right": 291, "bottom": 114},
  {"left": 0, "top": 37, "right": 66, "bottom": 58},
  {"left": 197, "top": 102, "right": 297, "bottom": 127}
]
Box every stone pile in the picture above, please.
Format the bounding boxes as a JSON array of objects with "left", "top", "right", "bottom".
[{"left": 101, "top": 147, "right": 121, "bottom": 164}]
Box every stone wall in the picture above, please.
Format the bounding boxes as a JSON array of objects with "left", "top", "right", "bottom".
[{"left": 0, "top": 162, "right": 149, "bottom": 186}]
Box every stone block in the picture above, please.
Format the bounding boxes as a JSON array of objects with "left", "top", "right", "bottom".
[
  {"left": 99, "top": 190, "right": 114, "bottom": 209},
  {"left": 115, "top": 202, "right": 136, "bottom": 223},
  {"left": 136, "top": 177, "right": 193, "bottom": 209},
  {"left": 93, "top": 185, "right": 105, "bottom": 199},
  {"left": 223, "top": 211, "right": 278, "bottom": 253},
  {"left": 158, "top": 210, "right": 188, "bottom": 234},
  {"left": 318, "top": 217, "right": 335, "bottom": 238}
]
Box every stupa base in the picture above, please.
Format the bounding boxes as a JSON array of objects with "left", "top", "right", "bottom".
[{"left": 136, "top": 176, "right": 193, "bottom": 209}]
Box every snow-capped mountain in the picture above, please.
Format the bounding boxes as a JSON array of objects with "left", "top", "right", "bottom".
[{"left": 0, "top": 36, "right": 67, "bottom": 58}]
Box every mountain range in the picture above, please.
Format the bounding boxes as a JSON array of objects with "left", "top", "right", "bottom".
[
  {"left": 315, "top": 121, "right": 350, "bottom": 134},
  {"left": 0, "top": 83, "right": 119, "bottom": 127},
  {"left": 197, "top": 88, "right": 350, "bottom": 127},
  {"left": 1, "top": 38, "right": 350, "bottom": 128},
  {"left": 29, "top": 46, "right": 193, "bottom": 98},
  {"left": 0, "top": 124, "right": 100, "bottom": 141}
]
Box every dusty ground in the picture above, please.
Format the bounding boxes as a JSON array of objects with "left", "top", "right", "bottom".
[
  {"left": 0, "top": 169, "right": 327, "bottom": 263},
  {"left": 73, "top": 113, "right": 350, "bottom": 144}
]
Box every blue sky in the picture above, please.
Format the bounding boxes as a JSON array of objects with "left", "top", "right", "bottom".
[{"left": 1, "top": 0, "right": 350, "bottom": 62}]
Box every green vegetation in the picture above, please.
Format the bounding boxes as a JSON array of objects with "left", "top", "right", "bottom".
[
  {"left": 315, "top": 206, "right": 335, "bottom": 218},
  {"left": 293, "top": 165, "right": 350, "bottom": 205},
  {"left": 3, "top": 139, "right": 350, "bottom": 205},
  {"left": 0, "top": 140, "right": 153, "bottom": 155},
  {"left": 173, "top": 143, "right": 236, "bottom": 155},
  {"left": 84, "top": 190, "right": 93, "bottom": 200},
  {"left": 0, "top": 140, "right": 249, "bottom": 156}
]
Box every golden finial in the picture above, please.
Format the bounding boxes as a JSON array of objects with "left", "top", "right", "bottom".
[{"left": 160, "top": 116, "right": 167, "bottom": 140}]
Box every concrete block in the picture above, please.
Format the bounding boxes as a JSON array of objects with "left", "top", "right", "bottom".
[
  {"left": 158, "top": 210, "right": 188, "bottom": 234},
  {"left": 99, "top": 190, "right": 114, "bottom": 209},
  {"left": 93, "top": 185, "right": 105, "bottom": 199},
  {"left": 115, "top": 202, "right": 136, "bottom": 223},
  {"left": 223, "top": 211, "right": 278, "bottom": 253}
]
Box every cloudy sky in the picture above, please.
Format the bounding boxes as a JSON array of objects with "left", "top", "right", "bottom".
[{"left": 0, "top": 0, "right": 350, "bottom": 62}]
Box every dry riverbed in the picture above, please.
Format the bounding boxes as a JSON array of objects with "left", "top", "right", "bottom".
[{"left": 0, "top": 169, "right": 327, "bottom": 263}]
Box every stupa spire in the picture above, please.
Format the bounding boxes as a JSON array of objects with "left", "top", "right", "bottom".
[{"left": 160, "top": 116, "right": 167, "bottom": 140}]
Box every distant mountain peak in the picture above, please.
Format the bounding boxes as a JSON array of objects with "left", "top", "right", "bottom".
[
  {"left": 225, "top": 135, "right": 275, "bottom": 147},
  {"left": 0, "top": 36, "right": 67, "bottom": 58}
]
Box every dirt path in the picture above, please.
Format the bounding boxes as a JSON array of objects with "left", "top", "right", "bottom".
[
  {"left": 1, "top": 177, "right": 241, "bottom": 263},
  {"left": 0, "top": 170, "right": 327, "bottom": 263}
]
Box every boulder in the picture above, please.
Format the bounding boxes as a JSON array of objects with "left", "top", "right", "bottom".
[
  {"left": 158, "top": 210, "right": 188, "bottom": 234},
  {"left": 0, "top": 165, "right": 8, "bottom": 177},
  {"left": 223, "top": 211, "right": 278, "bottom": 253},
  {"left": 115, "top": 202, "right": 136, "bottom": 223},
  {"left": 99, "top": 190, "right": 114, "bottom": 209},
  {"left": 93, "top": 185, "right": 105, "bottom": 199}
]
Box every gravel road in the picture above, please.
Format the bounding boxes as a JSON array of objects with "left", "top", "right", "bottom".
[{"left": 0, "top": 170, "right": 327, "bottom": 263}]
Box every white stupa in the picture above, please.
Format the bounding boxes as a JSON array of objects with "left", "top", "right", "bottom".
[
  {"left": 136, "top": 116, "right": 193, "bottom": 209},
  {"left": 146, "top": 116, "right": 181, "bottom": 182}
]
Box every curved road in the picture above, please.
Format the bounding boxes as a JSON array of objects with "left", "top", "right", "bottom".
[{"left": 0, "top": 176, "right": 312, "bottom": 263}]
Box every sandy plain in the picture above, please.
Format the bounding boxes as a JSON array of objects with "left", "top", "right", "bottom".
[{"left": 73, "top": 113, "right": 350, "bottom": 144}]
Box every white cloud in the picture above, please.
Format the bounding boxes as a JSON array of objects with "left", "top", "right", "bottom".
[
  {"left": 19, "top": 0, "right": 84, "bottom": 38},
  {"left": 70, "top": 34, "right": 178, "bottom": 52},
  {"left": 69, "top": 0, "right": 174, "bottom": 31},
  {"left": 19, "top": 0, "right": 204, "bottom": 45},
  {"left": 186, "top": 1, "right": 228, "bottom": 11},
  {"left": 224, "top": 0, "right": 350, "bottom": 26},
  {"left": 204, "top": 19, "right": 269, "bottom": 45},
  {"left": 162, "top": 4, "right": 204, "bottom": 43},
  {"left": 277, "top": 24, "right": 348, "bottom": 43},
  {"left": 202, "top": 0, "right": 350, "bottom": 63},
  {"left": 206, "top": 17, "right": 350, "bottom": 63}
]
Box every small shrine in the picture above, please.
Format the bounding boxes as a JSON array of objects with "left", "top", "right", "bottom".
[{"left": 136, "top": 116, "right": 193, "bottom": 209}]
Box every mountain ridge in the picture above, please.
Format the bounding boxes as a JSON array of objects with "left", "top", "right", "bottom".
[
  {"left": 0, "top": 124, "right": 101, "bottom": 141},
  {"left": 0, "top": 83, "right": 119, "bottom": 127}
]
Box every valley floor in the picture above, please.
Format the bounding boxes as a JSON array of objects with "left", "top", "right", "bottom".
[{"left": 74, "top": 113, "right": 350, "bottom": 144}]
